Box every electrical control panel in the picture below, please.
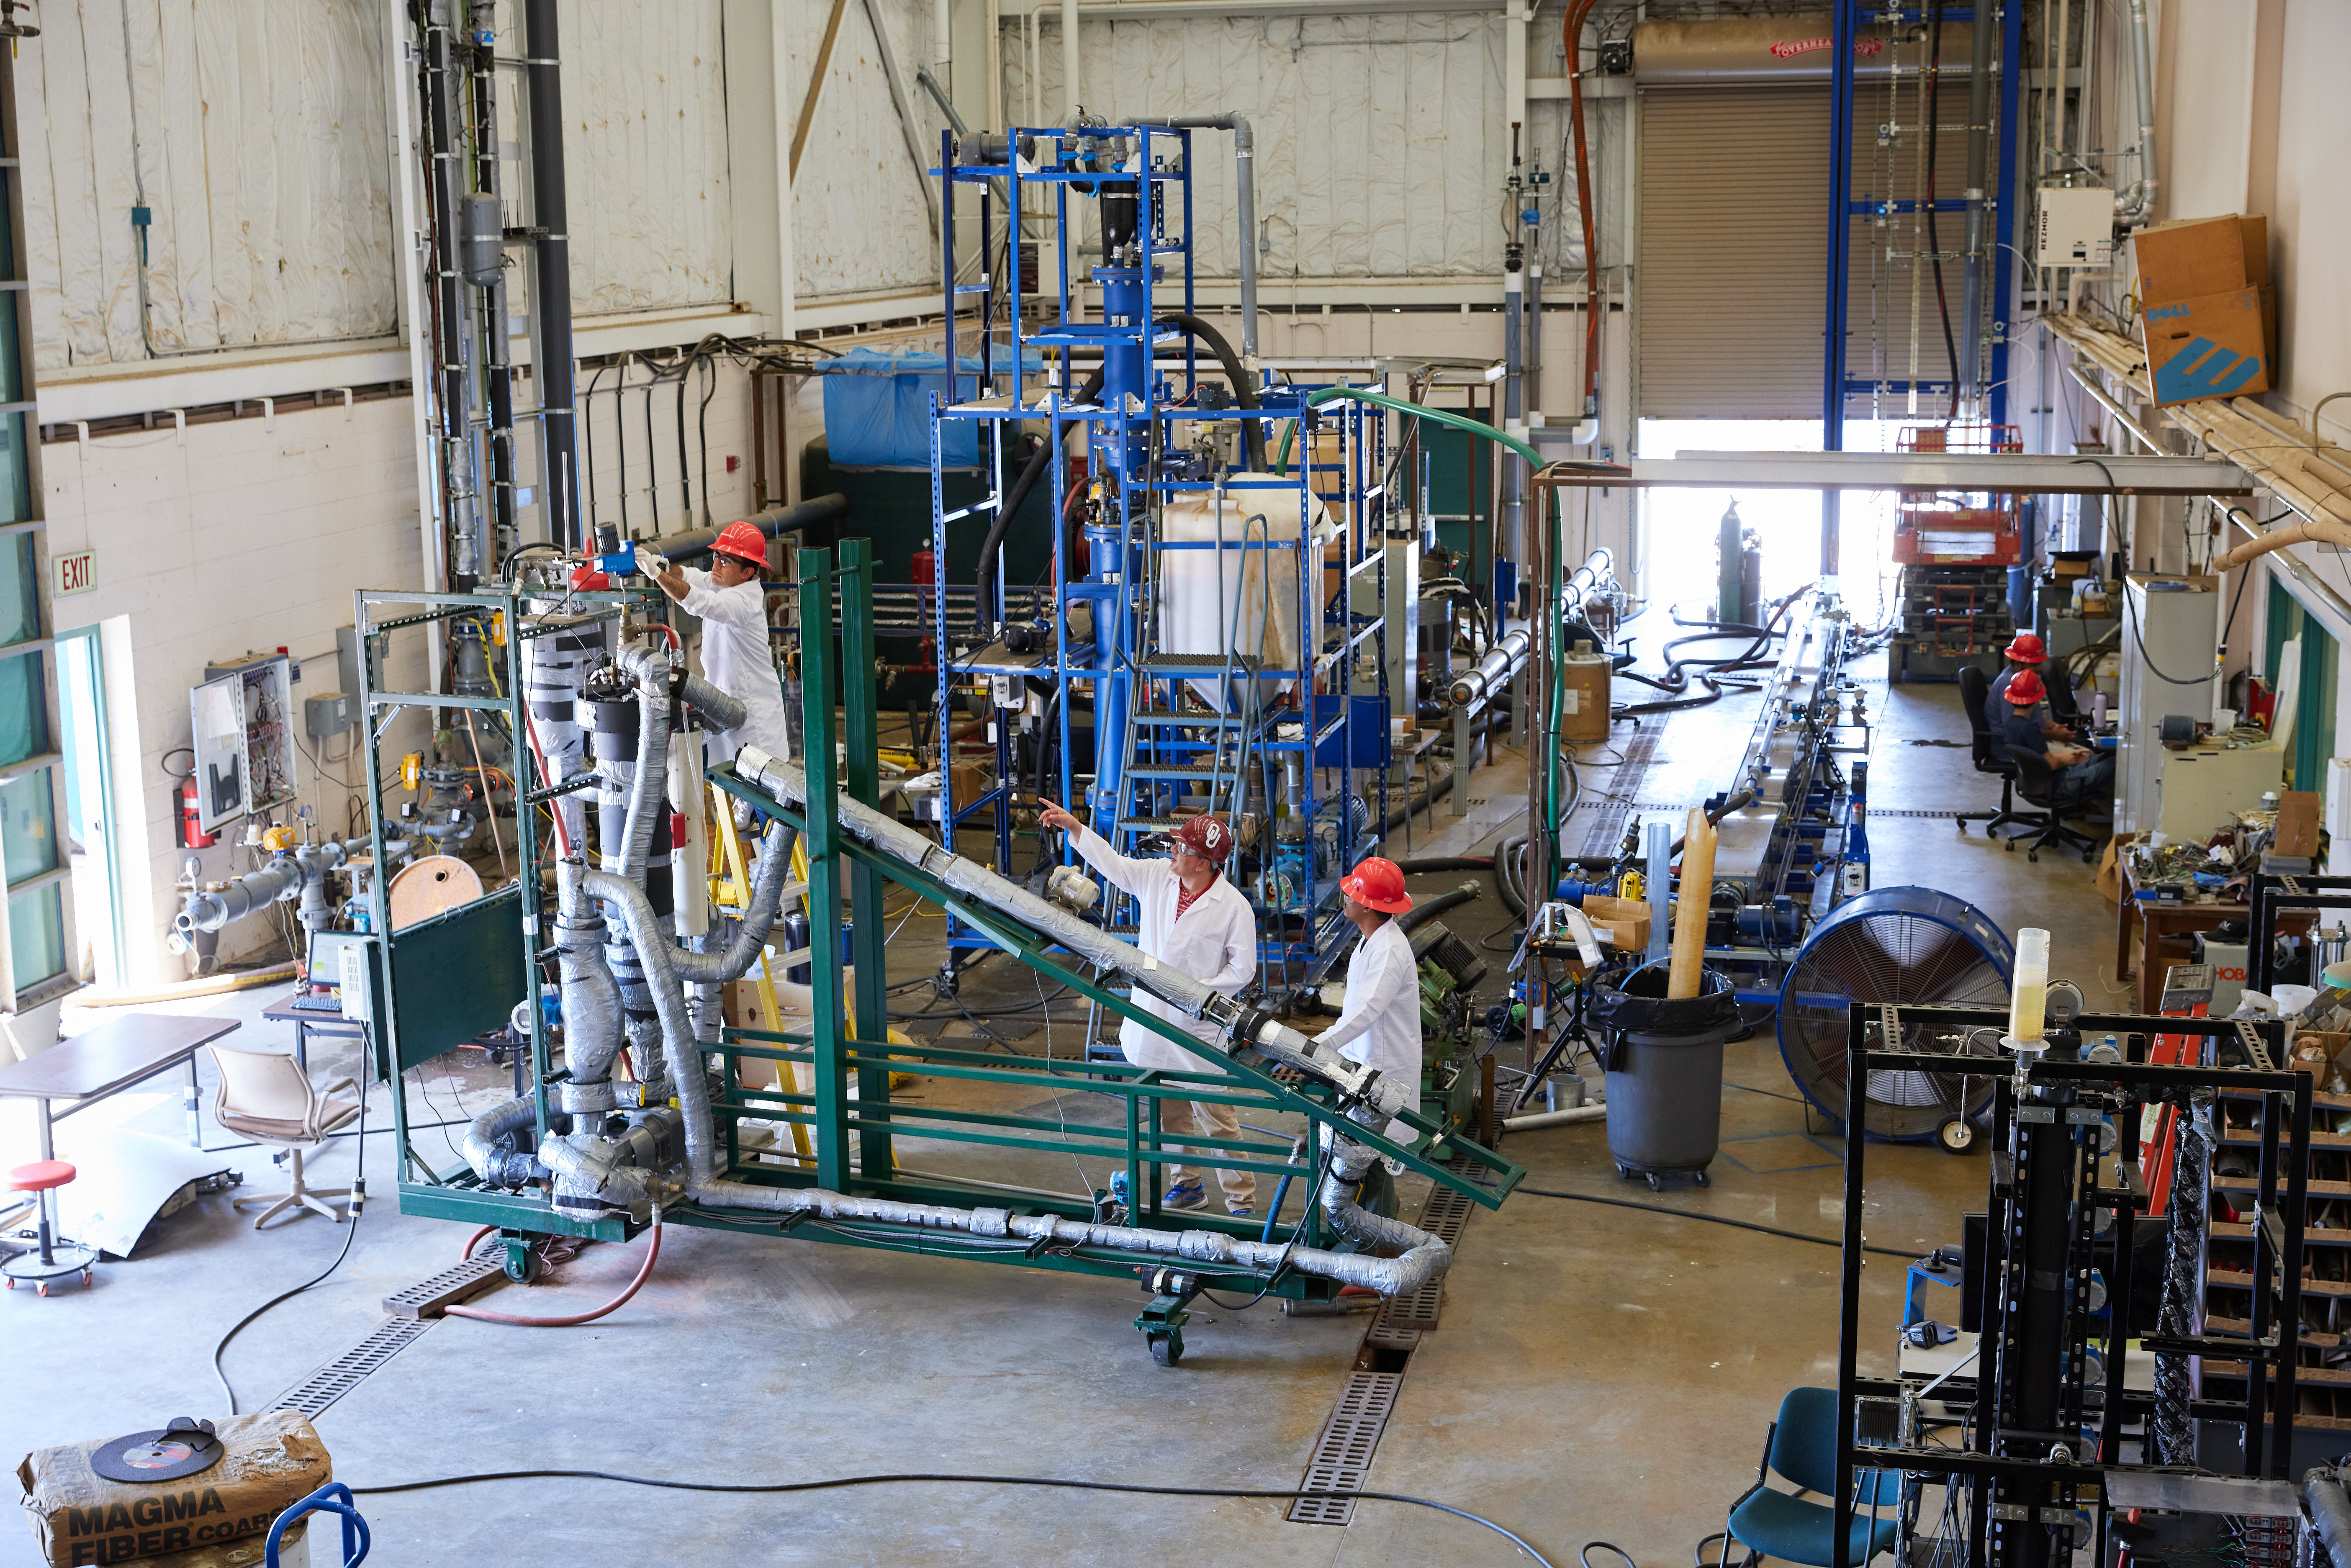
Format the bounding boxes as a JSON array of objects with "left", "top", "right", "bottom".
[
  {"left": 190, "top": 652, "right": 300, "bottom": 833},
  {"left": 2035, "top": 184, "right": 2115, "bottom": 268}
]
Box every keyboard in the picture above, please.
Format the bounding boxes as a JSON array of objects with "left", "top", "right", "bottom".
[{"left": 289, "top": 992, "right": 344, "bottom": 1013}]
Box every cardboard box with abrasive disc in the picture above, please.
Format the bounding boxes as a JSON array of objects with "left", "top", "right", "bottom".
[{"left": 15, "top": 1412, "right": 330, "bottom": 1568}]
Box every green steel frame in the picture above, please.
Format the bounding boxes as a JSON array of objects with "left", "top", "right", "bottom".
[{"left": 366, "top": 551, "right": 1520, "bottom": 1302}]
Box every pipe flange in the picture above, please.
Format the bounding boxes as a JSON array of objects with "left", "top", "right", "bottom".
[{"left": 556, "top": 1078, "right": 619, "bottom": 1115}]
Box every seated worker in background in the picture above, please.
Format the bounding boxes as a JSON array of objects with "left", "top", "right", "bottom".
[
  {"left": 1989, "top": 632, "right": 2077, "bottom": 743},
  {"left": 2001, "top": 670, "right": 2112, "bottom": 803},
  {"left": 1312, "top": 858, "right": 1423, "bottom": 1140},
  {"left": 1034, "top": 803, "right": 1258, "bottom": 1217},
  {"left": 649, "top": 520, "right": 793, "bottom": 765}
]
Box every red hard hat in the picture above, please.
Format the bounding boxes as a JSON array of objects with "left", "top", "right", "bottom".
[
  {"left": 2005, "top": 632, "right": 2047, "bottom": 663},
  {"left": 2004, "top": 669, "right": 2046, "bottom": 704},
  {"left": 712, "top": 520, "right": 770, "bottom": 571},
  {"left": 1170, "top": 815, "right": 1232, "bottom": 864},
  {"left": 1341, "top": 857, "right": 1413, "bottom": 914}
]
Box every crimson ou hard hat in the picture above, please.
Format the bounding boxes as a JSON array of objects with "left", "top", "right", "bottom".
[
  {"left": 1341, "top": 857, "right": 1413, "bottom": 914},
  {"left": 2004, "top": 668, "right": 2046, "bottom": 704},
  {"left": 2004, "top": 632, "right": 2047, "bottom": 663},
  {"left": 712, "top": 520, "right": 770, "bottom": 571},
  {"left": 1170, "top": 815, "right": 1232, "bottom": 863}
]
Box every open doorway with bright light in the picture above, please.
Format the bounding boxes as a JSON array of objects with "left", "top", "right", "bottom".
[
  {"left": 1635, "top": 419, "right": 1918, "bottom": 632},
  {"left": 55, "top": 623, "right": 123, "bottom": 990}
]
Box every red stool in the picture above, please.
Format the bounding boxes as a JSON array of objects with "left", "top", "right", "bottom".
[{"left": 4, "top": 1159, "right": 95, "bottom": 1297}]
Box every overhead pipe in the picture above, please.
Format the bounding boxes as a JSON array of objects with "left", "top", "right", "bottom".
[
  {"left": 1956, "top": 0, "right": 1994, "bottom": 406},
  {"left": 1154, "top": 116, "right": 1259, "bottom": 362},
  {"left": 641, "top": 493, "right": 849, "bottom": 564},
  {"left": 522, "top": 0, "right": 578, "bottom": 549},
  {"left": 1449, "top": 627, "right": 1533, "bottom": 709},
  {"left": 1562, "top": 0, "right": 1603, "bottom": 432},
  {"left": 2115, "top": 0, "right": 2159, "bottom": 224}
]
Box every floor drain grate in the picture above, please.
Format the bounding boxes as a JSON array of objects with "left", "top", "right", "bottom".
[
  {"left": 265, "top": 1317, "right": 439, "bottom": 1419},
  {"left": 1870, "top": 808, "right": 1964, "bottom": 819},
  {"left": 1375, "top": 1167, "right": 1481, "bottom": 1335},
  {"left": 382, "top": 1253, "right": 505, "bottom": 1319},
  {"left": 1287, "top": 1370, "right": 1405, "bottom": 1526}
]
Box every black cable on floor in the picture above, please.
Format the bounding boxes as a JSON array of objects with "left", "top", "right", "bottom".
[
  {"left": 211, "top": 1090, "right": 369, "bottom": 1414},
  {"left": 345, "top": 1468, "right": 1559, "bottom": 1565},
  {"left": 1513, "top": 1186, "right": 1918, "bottom": 1259}
]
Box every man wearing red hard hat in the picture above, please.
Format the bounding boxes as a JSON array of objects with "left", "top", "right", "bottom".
[
  {"left": 2000, "top": 668, "right": 2112, "bottom": 800},
  {"left": 1037, "top": 802, "right": 1259, "bottom": 1216},
  {"left": 1989, "top": 631, "right": 2076, "bottom": 743},
  {"left": 650, "top": 519, "right": 793, "bottom": 764},
  {"left": 1311, "top": 857, "right": 1423, "bottom": 1139}
]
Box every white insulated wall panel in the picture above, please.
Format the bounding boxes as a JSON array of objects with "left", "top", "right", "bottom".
[
  {"left": 1002, "top": 13, "right": 1506, "bottom": 280},
  {"left": 787, "top": 0, "right": 942, "bottom": 301},
  {"left": 19, "top": 0, "right": 397, "bottom": 370},
  {"left": 559, "top": 0, "right": 735, "bottom": 316}
]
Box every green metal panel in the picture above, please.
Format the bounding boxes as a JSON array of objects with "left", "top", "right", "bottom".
[{"left": 389, "top": 884, "right": 528, "bottom": 1072}]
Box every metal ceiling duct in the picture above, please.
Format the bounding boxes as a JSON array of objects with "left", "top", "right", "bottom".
[{"left": 1630, "top": 14, "right": 1975, "bottom": 87}]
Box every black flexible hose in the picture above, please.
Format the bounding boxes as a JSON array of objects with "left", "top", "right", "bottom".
[
  {"left": 975, "top": 368, "right": 1105, "bottom": 633},
  {"left": 1495, "top": 833, "right": 1529, "bottom": 918},
  {"left": 1157, "top": 313, "right": 1265, "bottom": 471},
  {"left": 1397, "top": 881, "right": 1481, "bottom": 934},
  {"left": 1392, "top": 856, "right": 1493, "bottom": 873}
]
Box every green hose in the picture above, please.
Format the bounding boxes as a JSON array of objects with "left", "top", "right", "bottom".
[{"left": 1270, "top": 386, "right": 1545, "bottom": 474}]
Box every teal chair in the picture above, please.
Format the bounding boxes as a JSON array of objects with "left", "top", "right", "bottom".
[{"left": 1702, "top": 1388, "right": 1903, "bottom": 1567}]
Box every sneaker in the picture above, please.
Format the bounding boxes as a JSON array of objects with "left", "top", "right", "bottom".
[
  {"left": 1163, "top": 1180, "right": 1206, "bottom": 1210},
  {"left": 1227, "top": 1205, "right": 1253, "bottom": 1220}
]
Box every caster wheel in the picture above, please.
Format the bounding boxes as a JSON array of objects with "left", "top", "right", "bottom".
[
  {"left": 36, "top": 1282, "right": 48, "bottom": 1297},
  {"left": 504, "top": 1248, "right": 543, "bottom": 1285},
  {"left": 1937, "top": 1116, "right": 1976, "bottom": 1155},
  {"left": 1694, "top": 1170, "right": 1710, "bottom": 1188},
  {"left": 2028, "top": 850, "right": 2040, "bottom": 863},
  {"left": 1615, "top": 1164, "right": 1632, "bottom": 1181},
  {"left": 1149, "top": 1335, "right": 1183, "bottom": 1368},
  {"left": 81, "top": 1271, "right": 92, "bottom": 1286},
  {"left": 1645, "top": 1174, "right": 1662, "bottom": 1192},
  {"left": 5, "top": 1277, "right": 14, "bottom": 1290},
  {"left": 2004, "top": 841, "right": 2016, "bottom": 853},
  {"left": 2084, "top": 849, "right": 2097, "bottom": 864}
]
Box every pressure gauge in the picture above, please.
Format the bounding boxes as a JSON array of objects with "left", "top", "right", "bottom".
[{"left": 2045, "top": 979, "right": 2087, "bottom": 1028}]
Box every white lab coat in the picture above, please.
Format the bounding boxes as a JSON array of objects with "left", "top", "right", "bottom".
[
  {"left": 1067, "top": 824, "right": 1256, "bottom": 1073},
  {"left": 1316, "top": 918, "right": 1423, "bottom": 1136},
  {"left": 679, "top": 566, "right": 793, "bottom": 763}
]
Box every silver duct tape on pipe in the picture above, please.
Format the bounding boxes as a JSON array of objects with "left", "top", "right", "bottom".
[
  {"left": 2305, "top": 1470, "right": 2351, "bottom": 1567},
  {"left": 673, "top": 824, "right": 796, "bottom": 983},
  {"left": 612, "top": 647, "right": 675, "bottom": 885},
  {"left": 1448, "top": 627, "right": 1533, "bottom": 709},
  {"left": 463, "top": 1096, "right": 547, "bottom": 1186},
  {"left": 583, "top": 868, "right": 727, "bottom": 1181},
  {"left": 689, "top": 1177, "right": 1451, "bottom": 1297},
  {"left": 556, "top": 859, "right": 627, "bottom": 1084}
]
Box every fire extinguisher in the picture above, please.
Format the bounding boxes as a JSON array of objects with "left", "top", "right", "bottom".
[{"left": 177, "top": 776, "right": 216, "bottom": 849}]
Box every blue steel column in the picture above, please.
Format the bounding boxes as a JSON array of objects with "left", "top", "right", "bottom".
[
  {"left": 1989, "top": 0, "right": 2023, "bottom": 429},
  {"left": 1821, "top": 0, "right": 1856, "bottom": 578}
]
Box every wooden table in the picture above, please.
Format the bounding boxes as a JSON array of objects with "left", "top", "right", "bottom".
[
  {"left": 2114, "top": 859, "right": 2311, "bottom": 1013},
  {"left": 0, "top": 1012, "right": 243, "bottom": 1164}
]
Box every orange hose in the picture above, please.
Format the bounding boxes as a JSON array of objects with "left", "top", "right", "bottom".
[
  {"left": 460, "top": 1224, "right": 497, "bottom": 1262},
  {"left": 445, "top": 1225, "right": 662, "bottom": 1328}
]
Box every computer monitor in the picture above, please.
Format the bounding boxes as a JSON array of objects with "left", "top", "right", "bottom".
[{"left": 308, "top": 929, "right": 371, "bottom": 995}]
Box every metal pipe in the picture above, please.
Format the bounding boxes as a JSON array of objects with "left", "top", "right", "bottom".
[
  {"left": 469, "top": 35, "right": 518, "bottom": 568},
  {"left": 1146, "top": 116, "right": 1259, "bottom": 361},
  {"left": 1501, "top": 1103, "right": 1608, "bottom": 1131},
  {"left": 1448, "top": 626, "right": 1533, "bottom": 709},
  {"left": 1957, "top": 0, "right": 1995, "bottom": 406},
  {"left": 176, "top": 839, "right": 365, "bottom": 934},
  {"left": 2115, "top": 0, "right": 2159, "bottom": 224},
  {"left": 640, "top": 493, "right": 848, "bottom": 563},
  {"left": 1061, "top": 0, "right": 1079, "bottom": 122},
  {"left": 522, "top": 0, "right": 578, "bottom": 550},
  {"left": 2306, "top": 1470, "right": 2351, "bottom": 1568},
  {"left": 2061, "top": 362, "right": 2163, "bottom": 452}
]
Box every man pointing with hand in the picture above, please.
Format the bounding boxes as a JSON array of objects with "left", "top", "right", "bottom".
[{"left": 1036, "top": 801, "right": 1259, "bottom": 1217}]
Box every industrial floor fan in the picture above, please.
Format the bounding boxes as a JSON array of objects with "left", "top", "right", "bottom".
[{"left": 1776, "top": 887, "right": 2014, "bottom": 1150}]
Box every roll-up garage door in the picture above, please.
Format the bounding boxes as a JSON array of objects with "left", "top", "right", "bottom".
[{"left": 1637, "top": 86, "right": 1833, "bottom": 419}]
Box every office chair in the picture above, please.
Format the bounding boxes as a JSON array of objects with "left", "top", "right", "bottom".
[
  {"left": 210, "top": 1043, "right": 361, "bottom": 1228},
  {"left": 1957, "top": 665, "right": 2049, "bottom": 840},
  {"left": 1699, "top": 1387, "right": 1901, "bottom": 1568},
  {"left": 2003, "top": 745, "right": 2104, "bottom": 864}
]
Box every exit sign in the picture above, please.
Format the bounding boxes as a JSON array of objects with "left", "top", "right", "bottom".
[{"left": 53, "top": 548, "right": 94, "bottom": 597}]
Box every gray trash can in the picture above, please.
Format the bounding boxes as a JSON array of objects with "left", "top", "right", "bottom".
[{"left": 1588, "top": 960, "right": 1740, "bottom": 1189}]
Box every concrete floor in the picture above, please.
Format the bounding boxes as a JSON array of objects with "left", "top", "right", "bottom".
[{"left": 0, "top": 644, "right": 2124, "bottom": 1568}]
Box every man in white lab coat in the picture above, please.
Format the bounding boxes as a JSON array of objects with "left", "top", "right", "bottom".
[
  {"left": 1036, "top": 803, "right": 1259, "bottom": 1216},
  {"left": 649, "top": 519, "right": 793, "bottom": 764},
  {"left": 1313, "top": 857, "right": 1423, "bottom": 1141}
]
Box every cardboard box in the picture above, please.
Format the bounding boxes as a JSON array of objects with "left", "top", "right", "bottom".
[
  {"left": 16, "top": 1411, "right": 331, "bottom": 1568},
  {"left": 1580, "top": 894, "right": 1651, "bottom": 953},
  {"left": 2133, "top": 213, "right": 2268, "bottom": 304},
  {"left": 2053, "top": 559, "right": 2091, "bottom": 578},
  {"left": 2277, "top": 789, "right": 2322, "bottom": 859},
  {"left": 2143, "top": 287, "right": 2272, "bottom": 406}
]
